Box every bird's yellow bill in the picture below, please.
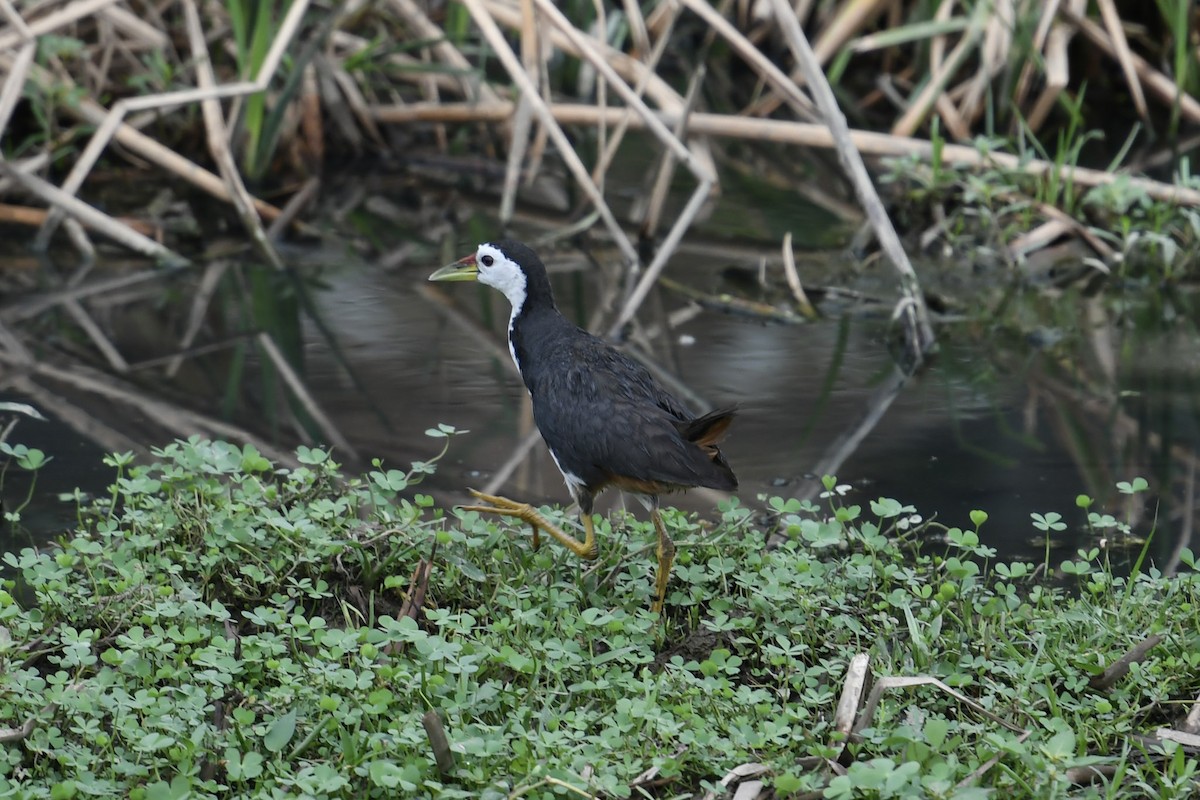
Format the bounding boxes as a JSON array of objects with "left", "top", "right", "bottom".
[{"left": 429, "top": 254, "right": 478, "bottom": 282}]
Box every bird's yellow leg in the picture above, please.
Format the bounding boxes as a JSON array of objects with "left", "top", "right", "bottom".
[
  {"left": 463, "top": 490, "right": 597, "bottom": 559},
  {"left": 650, "top": 508, "right": 676, "bottom": 614}
]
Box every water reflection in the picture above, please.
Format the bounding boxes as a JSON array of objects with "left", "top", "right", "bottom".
[{"left": 1, "top": 235, "right": 1197, "bottom": 571}]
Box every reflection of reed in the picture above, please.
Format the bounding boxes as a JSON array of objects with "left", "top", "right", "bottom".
[{"left": 994, "top": 296, "right": 1200, "bottom": 577}]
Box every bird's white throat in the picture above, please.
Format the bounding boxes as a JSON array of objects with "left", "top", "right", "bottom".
[{"left": 474, "top": 242, "right": 528, "bottom": 375}]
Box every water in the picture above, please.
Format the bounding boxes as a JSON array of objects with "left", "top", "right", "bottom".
[{"left": 1, "top": 195, "right": 1197, "bottom": 571}]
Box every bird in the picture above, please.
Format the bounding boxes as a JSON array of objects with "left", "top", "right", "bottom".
[{"left": 429, "top": 239, "right": 737, "bottom": 613}]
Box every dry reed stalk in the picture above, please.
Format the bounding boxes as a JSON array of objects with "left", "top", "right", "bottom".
[
  {"left": 928, "top": 0, "right": 970, "bottom": 140},
  {"left": 499, "top": 0, "right": 539, "bottom": 226},
  {"left": 24, "top": 0, "right": 309, "bottom": 249},
  {"left": 481, "top": 0, "right": 700, "bottom": 119},
  {"left": 1062, "top": 5, "right": 1200, "bottom": 123},
  {"left": 0, "top": 203, "right": 52, "bottom": 226},
  {"left": 0, "top": 0, "right": 119, "bottom": 52},
  {"left": 98, "top": 3, "right": 167, "bottom": 49},
  {"left": 891, "top": 2, "right": 985, "bottom": 137},
  {"left": 460, "top": 0, "right": 638, "bottom": 266},
  {"left": 183, "top": 0, "right": 283, "bottom": 272},
  {"left": 1013, "top": 0, "right": 1063, "bottom": 116},
  {"left": 387, "top": 0, "right": 502, "bottom": 105},
  {"left": 1094, "top": 0, "right": 1148, "bottom": 120},
  {"left": 767, "top": 0, "right": 934, "bottom": 353},
  {"left": 675, "top": 0, "right": 818, "bottom": 121},
  {"left": 526, "top": 2, "right": 721, "bottom": 330},
  {"left": 749, "top": 0, "right": 889, "bottom": 118},
  {"left": 589, "top": 0, "right": 609, "bottom": 196},
  {"left": 330, "top": 65, "right": 385, "bottom": 148},
  {"left": 375, "top": 101, "right": 1200, "bottom": 205},
  {"left": 638, "top": 64, "right": 706, "bottom": 238},
  {"left": 955, "top": 0, "right": 1013, "bottom": 126},
  {"left": 780, "top": 232, "right": 817, "bottom": 318},
  {"left": 266, "top": 176, "right": 321, "bottom": 240},
  {"left": 531, "top": 0, "right": 714, "bottom": 183},
  {"left": 0, "top": 351, "right": 303, "bottom": 467},
  {"left": 0, "top": 0, "right": 34, "bottom": 133},
  {"left": 1024, "top": 10, "right": 1074, "bottom": 132},
  {"left": 591, "top": 1, "right": 684, "bottom": 184},
  {"left": 0, "top": 162, "right": 185, "bottom": 263},
  {"left": 622, "top": 0, "right": 650, "bottom": 59}
]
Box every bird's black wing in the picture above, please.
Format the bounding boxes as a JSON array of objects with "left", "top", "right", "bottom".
[{"left": 530, "top": 331, "right": 731, "bottom": 492}]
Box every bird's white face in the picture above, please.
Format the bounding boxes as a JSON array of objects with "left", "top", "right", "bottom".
[{"left": 476, "top": 242, "right": 527, "bottom": 314}]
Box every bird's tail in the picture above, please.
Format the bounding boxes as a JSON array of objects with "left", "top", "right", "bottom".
[
  {"left": 679, "top": 406, "right": 738, "bottom": 490},
  {"left": 681, "top": 406, "right": 737, "bottom": 446}
]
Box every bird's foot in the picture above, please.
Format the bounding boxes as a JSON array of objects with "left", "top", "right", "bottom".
[{"left": 461, "top": 489, "right": 596, "bottom": 559}]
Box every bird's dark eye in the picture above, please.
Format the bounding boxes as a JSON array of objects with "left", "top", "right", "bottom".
[{"left": 481, "top": 255, "right": 494, "bottom": 267}]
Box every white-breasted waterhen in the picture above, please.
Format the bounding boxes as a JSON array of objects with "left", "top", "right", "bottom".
[{"left": 430, "top": 239, "right": 737, "bottom": 612}]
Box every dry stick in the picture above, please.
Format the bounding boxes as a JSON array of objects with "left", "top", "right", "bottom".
[
  {"left": 376, "top": 102, "right": 1200, "bottom": 207},
  {"left": 524, "top": 14, "right": 553, "bottom": 184},
  {"left": 590, "top": 0, "right": 608, "bottom": 197},
  {"left": 99, "top": 3, "right": 168, "bottom": 49},
  {"left": 753, "top": 0, "right": 888, "bottom": 119},
  {"left": 530, "top": 0, "right": 714, "bottom": 182},
  {"left": 1184, "top": 684, "right": 1200, "bottom": 735},
  {"left": 255, "top": 333, "right": 358, "bottom": 461},
  {"left": 459, "top": 0, "right": 639, "bottom": 268},
  {"left": 928, "top": 0, "right": 971, "bottom": 141},
  {"left": 591, "top": 2, "right": 687, "bottom": 184},
  {"left": 1025, "top": 13, "right": 1073, "bottom": 132},
  {"left": 480, "top": 0, "right": 694, "bottom": 121},
  {"left": 0, "top": 0, "right": 119, "bottom": 51},
  {"left": 1094, "top": 0, "right": 1148, "bottom": 120},
  {"left": 482, "top": 430, "right": 544, "bottom": 496},
  {"left": 183, "top": 0, "right": 283, "bottom": 271},
  {"left": 30, "top": 0, "right": 310, "bottom": 248},
  {"left": 387, "top": 0, "right": 501, "bottom": 105},
  {"left": 0, "top": 163, "right": 185, "bottom": 264},
  {"left": 1062, "top": 6, "right": 1200, "bottom": 124},
  {"left": 956, "top": 0, "right": 1013, "bottom": 126},
  {"left": 768, "top": 0, "right": 934, "bottom": 353},
  {"left": 528, "top": 0, "right": 722, "bottom": 334},
  {"left": 892, "top": 1, "right": 986, "bottom": 137},
  {"left": 0, "top": 152, "right": 48, "bottom": 194},
  {"left": 1088, "top": 634, "right": 1165, "bottom": 691},
  {"left": 676, "top": 0, "right": 817, "bottom": 119},
  {"left": 499, "top": 0, "right": 538, "bottom": 227},
  {"left": 781, "top": 232, "right": 816, "bottom": 317},
  {"left": 607, "top": 179, "right": 713, "bottom": 337},
  {"left": 638, "top": 64, "right": 705, "bottom": 239},
  {"left": 0, "top": 0, "right": 34, "bottom": 133}
]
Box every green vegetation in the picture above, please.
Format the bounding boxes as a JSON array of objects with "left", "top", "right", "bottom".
[{"left": 1, "top": 438, "right": 1197, "bottom": 798}]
